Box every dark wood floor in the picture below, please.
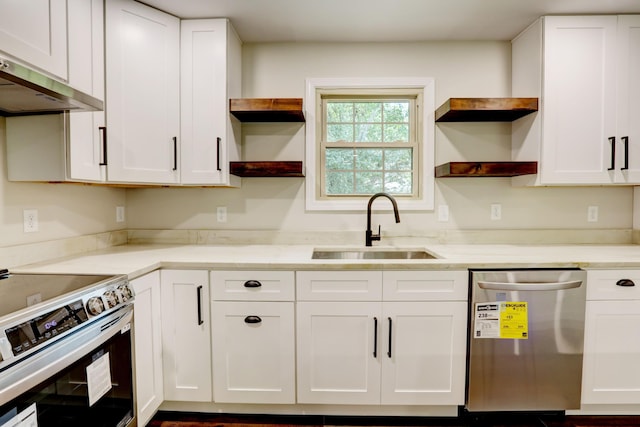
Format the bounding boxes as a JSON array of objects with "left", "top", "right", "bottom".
[{"left": 147, "top": 412, "right": 640, "bottom": 427}]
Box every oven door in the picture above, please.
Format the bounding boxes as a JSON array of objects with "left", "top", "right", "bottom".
[{"left": 0, "top": 306, "right": 136, "bottom": 427}]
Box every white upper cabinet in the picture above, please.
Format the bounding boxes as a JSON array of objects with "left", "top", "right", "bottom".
[
  {"left": 0, "top": 0, "right": 67, "bottom": 80},
  {"left": 512, "top": 15, "right": 640, "bottom": 186},
  {"left": 105, "top": 0, "right": 180, "bottom": 184},
  {"left": 67, "top": 0, "right": 106, "bottom": 182},
  {"left": 5, "top": 0, "right": 106, "bottom": 183},
  {"left": 180, "top": 19, "right": 242, "bottom": 186}
]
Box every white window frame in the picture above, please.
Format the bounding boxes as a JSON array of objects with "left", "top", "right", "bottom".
[{"left": 305, "top": 77, "right": 435, "bottom": 211}]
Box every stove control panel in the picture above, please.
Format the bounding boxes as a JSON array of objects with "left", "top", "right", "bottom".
[{"left": 0, "top": 276, "right": 133, "bottom": 366}]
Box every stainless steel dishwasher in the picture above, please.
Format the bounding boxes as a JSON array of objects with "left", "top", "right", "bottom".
[{"left": 466, "top": 268, "right": 587, "bottom": 412}]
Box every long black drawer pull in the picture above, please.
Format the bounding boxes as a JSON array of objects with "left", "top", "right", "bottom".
[
  {"left": 244, "top": 316, "right": 262, "bottom": 324},
  {"left": 99, "top": 126, "right": 107, "bottom": 166},
  {"left": 196, "top": 285, "right": 204, "bottom": 325},
  {"left": 172, "top": 136, "right": 178, "bottom": 171},
  {"left": 387, "top": 317, "right": 393, "bottom": 358},
  {"left": 244, "top": 280, "right": 262, "bottom": 288},
  {"left": 621, "top": 136, "right": 629, "bottom": 171},
  {"left": 616, "top": 279, "right": 635, "bottom": 287},
  {"left": 608, "top": 136, "right": 616, "bottom": 170},
  {"left": 217, "top": 137, "right": 222, "bottom": 171},
  {"left": 373, "top": 317, "right": 378, "bottom": 358}
]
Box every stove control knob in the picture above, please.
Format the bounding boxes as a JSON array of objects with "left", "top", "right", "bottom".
[
  {"left": 86, "top": 297, "right": 105, "bottom": 316},
  {"left": 103, "top": 290, "right": 118, "bottom": 308},
  {"left": 118, "top": 284, "right": 133, "bottom": 301}
]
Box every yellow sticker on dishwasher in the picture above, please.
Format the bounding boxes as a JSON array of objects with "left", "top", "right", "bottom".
[
  {"left": 500, "top": 302, "right": 528, "bottom": 339},
  {"left": 474, "top": 301, "right": 528, "bottom": 339}
]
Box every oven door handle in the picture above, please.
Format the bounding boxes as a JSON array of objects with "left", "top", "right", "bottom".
[{"left": 0, "top": 305, "right": 133, "bottom": 406}]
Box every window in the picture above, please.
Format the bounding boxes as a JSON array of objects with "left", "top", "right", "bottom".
[{"left": 305, "top": 78, "right": 435, "bottom": 211}]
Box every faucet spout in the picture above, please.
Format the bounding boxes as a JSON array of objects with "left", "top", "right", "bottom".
[{"left": 366, "top": 192, "right": 401, "bottom": 246}]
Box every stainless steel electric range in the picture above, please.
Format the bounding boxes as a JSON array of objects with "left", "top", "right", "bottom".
[{"left": 0, "top": 269, "right": 136, "bottom": 427}]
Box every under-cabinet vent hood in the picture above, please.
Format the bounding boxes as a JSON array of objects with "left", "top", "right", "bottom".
[{"left": 0, "top": 56, "right": 103, "bottom": 116}]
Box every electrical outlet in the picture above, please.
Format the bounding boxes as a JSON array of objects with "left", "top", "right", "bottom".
[
  {"left": 437, "top": 204, "right": 449, "bottom": 222},
  {"left": 588, "top": 206, "right": 599, "bottom": 222},
  {"left": 490, "top": 204, "right": 502, "bottom": 221},
  {"left": 217, "top": 206, "right": 227, "bottom": 223},
  {"left": 26, "top": 293, "right": 42, "bottom": 306},
  {"left": 116, "top": 206, "right": 125, "bottom": 223},
  {"left": 23, "top": 209, "right": 39, "bottom": 232}
]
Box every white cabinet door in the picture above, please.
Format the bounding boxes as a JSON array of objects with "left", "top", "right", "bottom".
[
  {"left": 582, "top": 299, "right": 640, "bottom": 404},
  {"left": 296, "top": 301, "right": 381, "bottom": 404},
  {"left": 67, "top": 0, "right": 106, "bottom": 182},
  {"left": 380, "top": 302, "right": 467, "bottom": 405},
  {"left": 541, "top": 16, "right": 617, "bottom": 185},
  {"left": 0, "top": 0, "right": 67, "bottom": 79},
  {"left": 614, "top": 16, "right": 640, "bottom": 183},
  {"left": 130, "top": 271, "right": 163, "bottom": 427},
  {"left": 161, "top": 270, "right": 212, "bottom": 402},
  {"left": 105, "top": 0, "right": 180, "bottom": 184},
  {"left": 211, "top": 301, "right": 295, "bottom": 403},
  {"left": 513, "top": 15, "right": 640, "bottom": 186},
  {"left": 180, "top": 19, "right": 242, "bottom": 186}
]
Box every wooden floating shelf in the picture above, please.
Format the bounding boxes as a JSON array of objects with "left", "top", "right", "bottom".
[
  {"left": 229, "top": 98, "right": 305, "bottom": 122},
  {"left": 230, "top": 161, "right": 304, "bottom": 177},
  {"left": 435, "top": 161, "right": 538, "bottom": 178},
  {"left": 435, "top": 98, "right": 538, "bottom": 122}
]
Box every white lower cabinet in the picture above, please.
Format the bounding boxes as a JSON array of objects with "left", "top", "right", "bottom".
[
  {"left": 131, "top": 271, "right": 163, "bottom": 426},
  {"left": 582, "top": 270, "right": 640, "bottom": 405},
  {"left": 210, "top": 271, "right": 295, "bottom": 404},
  {"left": 296, "top": 271, "right": 467, "bottom": 406},
  {"left": 161, "top": 269, "right": 212, "bottom": 402}
]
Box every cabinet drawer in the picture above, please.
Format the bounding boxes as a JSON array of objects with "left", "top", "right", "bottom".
[
  {"left": 296, "top": 271, "right": 382, "bottom": 301},
  {"left": 211, "top": 271, "right": 295, "bottom": 301},
  {"left": 587, "top": 270, "right": 640, "bottom": 300},
  {"left": 383, "top": 270, "right": 468, "bottom": 301}
]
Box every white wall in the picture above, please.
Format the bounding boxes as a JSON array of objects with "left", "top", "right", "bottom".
[
  {"left": 126, "top": 41, "right": 633, "bottom": 234},
  {"left": 0, "top": 117, "right": 127, "bottom": 248}
]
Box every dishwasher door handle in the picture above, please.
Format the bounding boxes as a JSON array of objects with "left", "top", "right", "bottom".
[{"left": 477, "top": 280, "right": 583, "bottom": 291}]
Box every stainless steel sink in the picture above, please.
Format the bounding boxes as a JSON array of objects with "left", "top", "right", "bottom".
[{"left": 311, "top": 248, "right": 438, "bottom": 260}]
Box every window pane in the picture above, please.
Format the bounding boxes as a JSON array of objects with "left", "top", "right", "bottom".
[
  {"left": 355, "top": 102, "right": 382, "bottom": 123},
  {"left": 326, "top": 172, "right": 354, "bottom": 195},
  {"left": 326, "top": 148, "right": 354, "bottom": 170},
  {"left": 384, "top": 148, "right": 412, "bottom": 170},
  {"left": 383, "top": 102, "right": 409, "bottom": 122},
  {"left": 355, "top": 124, "right": 382, "bottom": 142},
  {"left": 327, "top": 102, "right": 354, "bottom": 122},
  {"left": 355, "top": 149, "right": 383, "bottom": 170},
  {"left": 327, "top": 124, "right": 354, "bottom": 142},
  {"left": 384, "top": 172, "right": 413, "bottom": 194},
  {"left": 355, "top": 172, "right": 383, "bottom": 194},
  {"left": 383, "top": 124, "right": 409, "bottom": 142}
]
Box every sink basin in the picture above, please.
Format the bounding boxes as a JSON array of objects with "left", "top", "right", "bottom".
[{"left": 312, "top": 248, "right": 438, "bottom": 260}]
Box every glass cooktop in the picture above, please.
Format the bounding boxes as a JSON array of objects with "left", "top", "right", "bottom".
[{"left": 0, "top": 272, "right": 115, "bottom": 318}]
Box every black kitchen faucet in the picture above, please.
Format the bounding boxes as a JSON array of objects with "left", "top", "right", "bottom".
[{"left": 365, "top": 192, "right": 400, "bottom": 246}]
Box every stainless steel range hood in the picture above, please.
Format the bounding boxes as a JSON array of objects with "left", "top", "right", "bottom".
[{"left": 0, "top": 56, "right": 103, "bottom": 116}]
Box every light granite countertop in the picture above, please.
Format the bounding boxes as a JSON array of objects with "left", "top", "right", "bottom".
[{"left": 10, "top": 243, "right": 640, "bottom": 278}]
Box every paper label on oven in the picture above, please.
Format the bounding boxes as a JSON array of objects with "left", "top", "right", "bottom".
[
  {"left": 474, "top": 301, "right": 528, "bottom": 339},
  {"left": 2, "top": 403, "right": 37, "bottom": 427},
  {"left": 86, "top": 352, "right": 112, "bottom": 406}
]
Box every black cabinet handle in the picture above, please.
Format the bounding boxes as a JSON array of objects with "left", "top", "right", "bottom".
[
  {"left": 244, "top": 280, "right": 262, "bottom": 288},
  {"left": 621, "top": 136, "right": 629, "bottom": 171},
  {"left": 172, "top": 136, "right": 178, "bottom": 171},
  {"left": 373, "top": 317, "right": 378, "bottom": 358},
  {"left": 216, "top": 137, "right": 222, "bottom": 171},
  {"left": 608, "top": 136, "right": 616, "bottom": 170},
  {"left": 244, "top": 315, "right": 262, "bottom": 324},
  {"left": 196, "top": 285, "right": 204, "bottom": 325},
  {"left": 99, "top": 126, "right": 107, "bottom": 166},
  {"left": 616, "top": 279, "right": 635, "bottom": 287},
  {"left": 387, "top": 317, "right": 393, "bottom": 358}
]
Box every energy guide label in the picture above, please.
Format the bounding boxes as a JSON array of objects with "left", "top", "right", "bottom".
[{"left": 474, "top": 301, "right": 528, "bottom": 339}]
